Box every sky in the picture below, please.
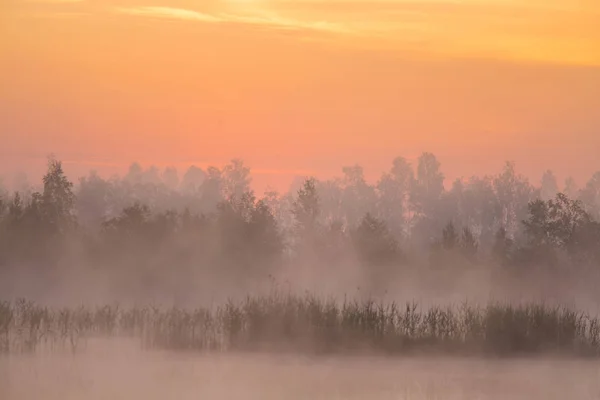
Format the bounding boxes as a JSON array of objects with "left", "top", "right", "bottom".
[{"left": 1, "top": 0, "right": 599, "bottom": 193}]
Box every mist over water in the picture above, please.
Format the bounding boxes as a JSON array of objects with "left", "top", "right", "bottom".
[
  {"left": 1, "top": 155, "right": 600, "bottom": 399},
  {"left": 3, "top": 339, "right": 600, "bottom": 400}
]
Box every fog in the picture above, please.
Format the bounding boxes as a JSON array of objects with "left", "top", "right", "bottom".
[
  {"left": 2, "top": 339, "right": 600, "bottom": 400},
  {"left": 1, "top": 155, "right": 600, "bottom": 398},
  {"left": 1, "top": 155, "right": 599, "bottom": 307}
]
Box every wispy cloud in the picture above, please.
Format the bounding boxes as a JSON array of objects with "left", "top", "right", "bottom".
[
  {"left": 114, "top": 6, "right": 351, "bottom": 34},
  {"left": 9, "top": 0, "right": 600, "bottom": 66},
  {"left": 21, "top": 0, "right": 84, "bottom": 3},
  {"left": 115, "top": 6, "right": 221, "bottom": 23}
]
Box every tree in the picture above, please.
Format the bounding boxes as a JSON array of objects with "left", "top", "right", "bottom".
[
  {"left": 181, "top": 165, "right": 206, "bottom": 193},
  {"left": 353, "top": 213, "right": 399, "bottom": 266},
  {"left": 442, "top": 221, "right": 459, "bottom": 250},
  {"left": 0, "top": 178, "right": 7, "bottom": 202},
  {"left": 222, "top": 158, "right": 251, "bottom": 200},
  {"left": 518, "top": 193, "right": 598, "bottom": 267},
  {"left": 338, "top": 164, "right": 377, "bottom": 228},
  {"left": 142, "top": 165, "right": 161, "bottom": 185},
  {"left": 410, "top": 152, "right": 445, "bottom": 247},
  {"left": 580, "top": 171, "right": 600, "bottom": 220},
  {"left": 540, "top": 170, "right": 559, "bottom": 201},
  {"left": 102, "top": 202, "right": 152, "bottom": 240},
  {"left": 429, "top": 221, "right": 462, "bottom": 269},
  {"left": 564, "top": 177, "right": 578, "bottom": 200},
  {"left": 199, "top": 166, "right": 223, "bottom": 211},
  {"left": 492, "top": 227, "right": 513, "bottom": 266},
  {"left": 292, "top": 178, "right": 320, "bottom": 234},
  {"left": 568, "top": 219, "right": 600, "bottom": 266},
  {"left": 215, "top": 192, "right": 283, "bottom": 282},
  {"left": 0, "top": 194, "right": 7, "bottom": 266},
  {"left": 124, "top": 162, "right": 143, "bottom": 185},
  {"left": 493, "top": 161, "right": 535, "bottom": 237},
  {"left": 76, "top": 171, "right": 112, "bottom": 228},
  {"left": 459, "top": 176, "right": 501, "bottom": 249},
  {"left": 216, "top": 192, "right": 255, "bottom": 264},
  {"left": 319, "top": 219, "right": 350, "bottom": 264},
  {"left": 377, "top": 157, "right": 414, "bottom": 238},
  {"left": 411, "top": 152, "right": 444, "bottom": 217},
  {"left": 248, "top": 200, "right": 284, "bottom": 264},
  {"left": 460, "top": 226, "right": 478, "bottom": 262},
  {"left": 316, "top": 178, "right": 344, "bottom": 226},
  {"left": 162, "top": 166, "right": 180, "bottom": 190},
  {"left": 41, "top": 155, "right": 76, "bottom": 236},
  {"left": 352, "top": 213, "right": 400, "bottom": 294},
  {"left": 522, "top": 193, "right": 590, "bottom": 249}
]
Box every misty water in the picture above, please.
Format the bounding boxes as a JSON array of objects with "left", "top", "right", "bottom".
[{"left": 1, "top": 338, "right": 599, "bottom": 400}]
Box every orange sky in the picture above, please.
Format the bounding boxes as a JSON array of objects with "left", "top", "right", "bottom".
[{"left": 1, "top": 0, "right": 600, "bottom": 193}]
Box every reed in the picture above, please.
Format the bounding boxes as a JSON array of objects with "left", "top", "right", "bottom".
[{"left": 1, "top": 294, "right": 599, "bottom": 357}]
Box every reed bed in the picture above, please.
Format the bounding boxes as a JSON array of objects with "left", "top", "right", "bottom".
[{"left": 1, "top": 293, "right": 599, "bottom": 357}]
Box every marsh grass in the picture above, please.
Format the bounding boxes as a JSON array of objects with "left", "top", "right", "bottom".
[{"left": 1, "top": 293, "right": 599, "bottom": 357}]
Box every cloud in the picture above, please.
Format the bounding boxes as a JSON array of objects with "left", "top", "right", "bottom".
[
  {"left": 114, "top": 6, "right": 350, "bottom": 34},
  {"left": 115, "top": 6, "right": 221, "bottom": 23},
  {"left": 223, "top": 12, "right": 349, "bottom": 33},
  {"left": 12, "top": 0, "right": 599, "bottom": 66},
  {"left": 21, "top": 0, "right": 84, "bottom": 3}
]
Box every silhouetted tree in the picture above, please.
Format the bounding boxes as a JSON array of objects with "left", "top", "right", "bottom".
[
  {"left": 41, "top": 155, "right": 76, "bottom": 236},
  {"left": 292, "top": 178, "right": 320, "bottom": 235},
  {"left": 102, "top": 202, "right": 152, "bottom": 244}
]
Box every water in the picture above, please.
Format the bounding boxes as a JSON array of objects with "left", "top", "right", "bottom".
[{"left": 2, "top": 338, "right": 600, "bottom": 399}]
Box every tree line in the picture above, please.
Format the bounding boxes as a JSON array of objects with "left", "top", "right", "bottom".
[{"left": 1, "top": 153, "right": 599, "bottom": 298}]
